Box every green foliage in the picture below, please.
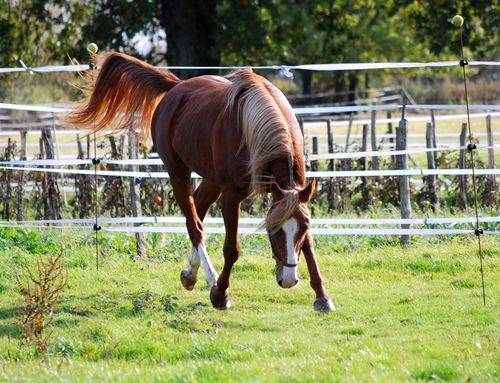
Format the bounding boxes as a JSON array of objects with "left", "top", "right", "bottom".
[{"left": 0, "top": 227, "right": 59, "bottom": 254}]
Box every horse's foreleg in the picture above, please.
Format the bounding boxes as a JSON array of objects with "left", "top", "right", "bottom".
[
  {"left": 169, "top": 171, "right": 218, "bottom": 289},
  {"left": 180, "top": 180, "right": 221, "bottom": 290},
  {"left": 302, "top": 232, "right": 335, "bottom": 312},
  {"left": 210, "top": 190, "right": 244, "bottom": 310}
]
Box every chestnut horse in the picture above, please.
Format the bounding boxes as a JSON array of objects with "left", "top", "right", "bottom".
[{"left": 66, "top": 52, "right": 334, "bottom": 311}]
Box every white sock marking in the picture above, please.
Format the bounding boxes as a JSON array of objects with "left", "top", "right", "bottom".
[
  {"left": 197, "top": 244, "right": 219, "bottom": 287},
  {"left": 186, "top": 247, "right": 200, "bottom": 279}
]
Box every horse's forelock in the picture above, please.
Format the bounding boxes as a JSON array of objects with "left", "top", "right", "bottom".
[{"left": 265, "top": 189, "right": 309, "bottom": 234}]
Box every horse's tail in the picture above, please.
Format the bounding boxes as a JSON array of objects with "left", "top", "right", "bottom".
[{"left": 64, "top": 52, "right": 180, "bottom": 136}]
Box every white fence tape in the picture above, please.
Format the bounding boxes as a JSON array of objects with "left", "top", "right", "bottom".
[
  {"left": 0, "top": 102, "right": 72, "bottom": 113},
  {"left": 1, "top": 60, "right": 499, "bottom": 75},
  {"left": 11, "top": 215, "right": 499, "bottom": 226},
  {"left": 0, "top": 222, "right": 497, "bottom": 236},
  {"left": 0, "top": 165, "right": 499, "bottom": 178},
  {"left": 295, "top": 104, "right": 500, "bottom": 116},
  {"left": 2, "top": 102, "right": 500, "bottom": 116},
  {"left": 0, "top": 64, "right": 91, "bottom": 74},
  {"left": 0, "top": 145, "right": 497, "bottom": 167}
]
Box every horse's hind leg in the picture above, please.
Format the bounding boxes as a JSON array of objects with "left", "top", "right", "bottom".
[{"left": 180, "top": 180, "right": 221, "bottom": 290}]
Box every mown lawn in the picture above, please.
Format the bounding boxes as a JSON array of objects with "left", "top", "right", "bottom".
[{"left": 0, "top": 228, "right": 498, "bottom": 382}]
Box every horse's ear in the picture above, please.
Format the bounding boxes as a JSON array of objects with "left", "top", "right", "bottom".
[{"left": 299, "top": 179, "right": 315, "bottom": 203}]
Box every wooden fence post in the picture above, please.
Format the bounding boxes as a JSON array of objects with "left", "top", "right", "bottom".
[
  {"left": 35, "top": 137, "right": 45, "bottom": 220},
  {"left": 371, "top": 110, "right": 379, "bottom": 172},
  {"left": 458, "top": 123, "right": 467, "bottom": 210},
  {"left": 396, "top": 114, "right": 411, "bottom": 245},
  {"left": 484, "top": 115, "right": 497, "bottom": 207},
  {"left": 387, "top": 111, "right": 395, "bottom": 166},
  {"left": 431, "top": 110, "right": 437, "bottom": 149},
  {"left": 1, "top": 138, "right": 14, "bottom": 220},
  {"left": 298, "top": 117, "right": 304, "bottom": 137},
  {"left": 16, "top": 129, "right": 27, "bottom": 221},
  {"left": 102, "top": 135, "right": 128, "bottom": 217},
  {"left": 41, "top": 128, "right": 61, "bottom": 219},
  {"left": 311, "top": 137, "right": 318, "bottom": 171},
  {"left": 74, "top": 134, "right": 92, "bottom": 218},
  {"left": 51, "top": 116, "right": 67, "bottom": 207},
  {"left": 425, "top": 122, "right": 439, "bottom": 210},
  {"left": 344, "top": 113, "right": 353, "bottom": 151},
  {"left": 361, "top": 123, "right": 370, "bottom": 209},
  {"left": 326, "top": 120, "right": 337, "bottom": 211},
  {"left": 128, "top": 127, "right": 146, "bottom": 258}
]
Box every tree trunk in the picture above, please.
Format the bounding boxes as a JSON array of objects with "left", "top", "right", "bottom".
[
  {"left": 159, "top": 0, "right": 220, "bottom": 79},
  {"left": 299, "top": 69, "right": 312, "bottom": 96},
  {"left": 348, "top": 73, "right": 358, "bottom": 104}
]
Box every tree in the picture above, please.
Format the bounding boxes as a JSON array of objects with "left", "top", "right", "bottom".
[
  {"left": 1, "top": 0, "right": 498, "bottom": 98},
  {"left": 396, "top": 0, "right": 500, "bottom": 59},
  {"left": 158, "top": 0, "right": 220, "bottom": 78}
]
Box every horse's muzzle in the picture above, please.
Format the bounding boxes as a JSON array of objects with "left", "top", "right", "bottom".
[{"left": 277, "top": 265, "right": 299, "bottom": 288}]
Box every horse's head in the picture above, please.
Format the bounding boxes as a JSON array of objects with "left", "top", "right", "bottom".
[{"left": 266, "top": 180, "right": 315, "bottom": 288}]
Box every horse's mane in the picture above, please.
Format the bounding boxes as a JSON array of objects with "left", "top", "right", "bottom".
[
  {"left": 225, "top": 70, "right": 295, "bottom": 195},
  {"left": 225, "top": 70, "right": 310, "bottom": 232}
]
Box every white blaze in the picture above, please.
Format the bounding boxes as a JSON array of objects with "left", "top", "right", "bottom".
[{"left": 281, "top": 218, "right": 299, "bottom": 287}]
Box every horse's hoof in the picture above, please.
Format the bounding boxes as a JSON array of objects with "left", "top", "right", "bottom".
[
  {"left": 314, "top": 297, "right": 335, "bottom": 312},
  {"left": 210, "top": 284, "right": 231, "bottom": 310},
  {"left": 180, "top": 269, "right": 197, "bottom": 291}
]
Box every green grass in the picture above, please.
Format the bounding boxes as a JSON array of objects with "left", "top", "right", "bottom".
[{"left": 0, "top": 228, "right": 498, "bottom": 382}]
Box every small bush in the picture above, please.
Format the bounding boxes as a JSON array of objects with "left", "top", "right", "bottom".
[{"left": 16, "top": 250, "right": 67, "bottom": 353}]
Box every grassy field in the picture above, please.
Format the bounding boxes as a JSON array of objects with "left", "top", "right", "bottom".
[{"left": 0, "top": 228, "right": 498, "bottom": 382}]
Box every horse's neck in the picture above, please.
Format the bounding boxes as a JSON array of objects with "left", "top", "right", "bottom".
[{"left": 269, "top": 156, "right": 302, "bottom": 191}]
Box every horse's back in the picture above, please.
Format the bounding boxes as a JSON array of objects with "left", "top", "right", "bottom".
[{"left": 152, "top": 75, "right": 246, "bottom": 186}]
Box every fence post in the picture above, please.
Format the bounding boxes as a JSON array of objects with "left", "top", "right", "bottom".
[
  {"left": 387, "top": 111, "right": 395, "bottom": 166},
  {"left": 425, "top": 122, "right": 439, "bottom": 210},
  {"left": 298, "top": 117, "right": 304, "bottom": 137},
  {"left": 344, "top": 113, "right": 353, "bottom": 151},
  {"left": 1, "top": 138, "right": 14, "bottom": 220},
  {"left": 35, "top": 137, "right": 45, "bottom": 220},
  {"left": 16, "top": 129, "right": 27, "bottom": 221},
  {"left": 74, "top": 134, "right": 92, "bottom": 218},
  {"left": 311, "top": 137, "right": 318, "bottom": 171},
  {"left": 430, "top": 110, "right": 437, "bottom": 149},
  {"left": 370, "top": 110, "right": 379, "bottom": 172},
  {"left": 458, "top": 123, "right": 467, "bottom": 210},
  {"left": 41, "top": 128, "right": 61, "bottom": 219},
  {"left": 51, "top": 115, "right": 67, "bottom": 207},
  {"left": 326, "top": 120, "right": 336, "bottom": 211},
  {"left": 361, "top": 123, "right": 370, "bottom": 209},
  {"left": 396, "top": 113, "right": 411, "bottom": 245},
  {"left": 484, "top": 115, "right": 497, "bottom": 207},
  {"left": 128, "top": 126, "right": 146, "bottom": 258}
]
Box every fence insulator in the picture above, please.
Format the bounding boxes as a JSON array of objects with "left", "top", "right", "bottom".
[{"left": 467, "top": 143, "right": 477, "bottom": 151}]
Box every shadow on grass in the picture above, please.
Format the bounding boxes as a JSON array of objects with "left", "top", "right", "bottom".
[{"left": 411, "top": 364, "right": 457, "bottom": 381}]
